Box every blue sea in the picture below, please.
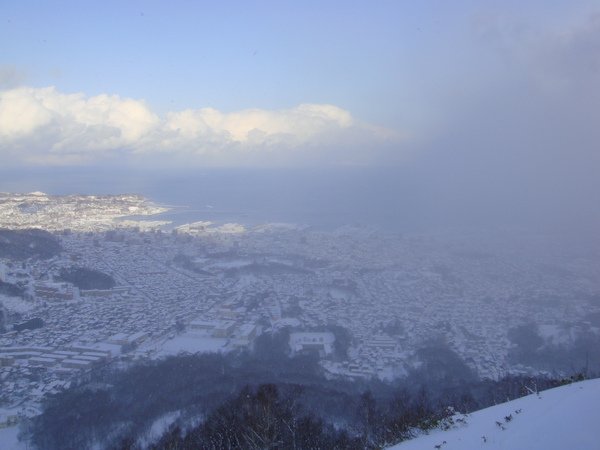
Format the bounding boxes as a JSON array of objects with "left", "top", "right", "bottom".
[
  {"left": 0, "top": 167, "right": 425, "bottom": 231},
  {"left": 2, "top": 166, "right": 592, "bottom": 233}
]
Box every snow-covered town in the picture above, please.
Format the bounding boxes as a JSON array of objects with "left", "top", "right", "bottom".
[
  {"left": 1, "top": 193, "right": 599, "bottom": 425},
  {"left": 3, "top": 1, "right": 599, "bottom": 446},
  {"left": 0, "top": 191, "right": 169, "bottom": 232}
]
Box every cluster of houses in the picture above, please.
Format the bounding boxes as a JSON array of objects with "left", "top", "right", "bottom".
[{"left": 0, "top": 215, "right": 597, "bottom": 425}]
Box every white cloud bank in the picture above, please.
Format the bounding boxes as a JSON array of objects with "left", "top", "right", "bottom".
[{"left": 0, "top": 86, "right": 397, "bottom": 166}]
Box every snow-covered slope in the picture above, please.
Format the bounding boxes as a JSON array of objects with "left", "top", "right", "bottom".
[{"left": 389, "top": 378, "right": 600, "bottom": 450}]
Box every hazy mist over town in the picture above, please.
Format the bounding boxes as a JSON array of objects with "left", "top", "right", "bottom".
[{"left": 1, "top": 2, "right": 599, "bottom": 449}]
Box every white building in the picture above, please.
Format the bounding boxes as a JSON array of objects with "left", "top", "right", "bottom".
[
  {"left": 289, "top": 332, "right": 335, "bottom": 357},
  {"left": 232, "top": 323, "right": 260, "bottom": 347}
]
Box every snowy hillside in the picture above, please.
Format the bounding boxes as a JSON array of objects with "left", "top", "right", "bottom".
[{"left": 389, "top": 378, "right": 600, "bottom": 450}]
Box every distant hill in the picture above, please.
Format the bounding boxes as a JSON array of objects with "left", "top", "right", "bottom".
[
  {"left": 57, "top": 267, "right": 116, "bottom": 290},
  {"left": 0, "top": 229, "right": 61, "bottom": 260},
  {"left": 389, "top": 378, "right": 600, "bottom": 450}
]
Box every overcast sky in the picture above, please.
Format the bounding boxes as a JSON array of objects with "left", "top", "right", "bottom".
[{"left": 1, "top": 0, "right": 597, "bottom": 167}]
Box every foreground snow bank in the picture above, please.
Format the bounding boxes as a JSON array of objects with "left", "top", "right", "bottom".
[{"left": 389, "top": 378, "right": 600, "bottom": 450}]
